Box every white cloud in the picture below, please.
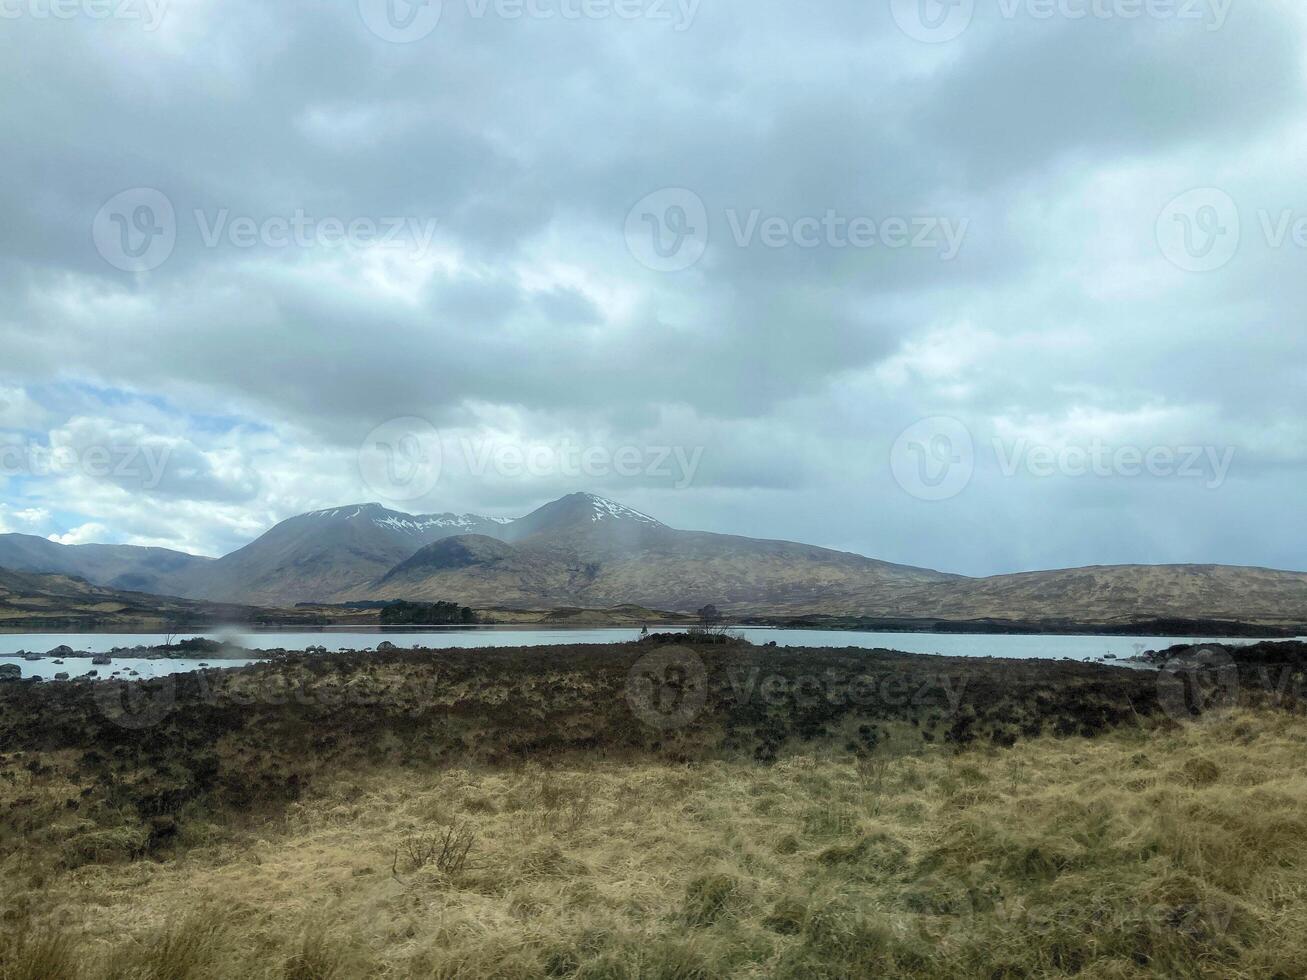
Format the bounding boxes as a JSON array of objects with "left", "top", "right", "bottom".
[{"left": 48, "top": 523, "right": 110, "bottom": 546}]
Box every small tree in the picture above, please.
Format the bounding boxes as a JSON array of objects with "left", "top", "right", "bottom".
[{"left": 697, "top": 604, "right": 722, "bottom": 625}]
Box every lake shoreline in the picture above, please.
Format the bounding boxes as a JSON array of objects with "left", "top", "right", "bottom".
[{"left": 3, "top": 614, "right": 1302, "bottom": 640}]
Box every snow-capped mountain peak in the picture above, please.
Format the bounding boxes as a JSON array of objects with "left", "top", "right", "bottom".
[
  {"left": 299, "top": 504, "right": 511, "bottom": 536},
  {"left": 581, "top": 493, "right": 662, "bottom": 525},
  {"left": 372, "top": 513, "right": 494, "bottom": 535}
]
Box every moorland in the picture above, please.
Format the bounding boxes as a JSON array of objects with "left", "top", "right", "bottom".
[{"left": 3, "top": 636, "right": 1307, "bottom": 977}]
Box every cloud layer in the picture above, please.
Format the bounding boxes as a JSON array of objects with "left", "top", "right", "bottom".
[{"left": 1, "top": 0, "right": 1305, "bottom": 573}]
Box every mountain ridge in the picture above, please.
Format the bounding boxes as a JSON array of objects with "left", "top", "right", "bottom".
[{"left": 2, "top": 492, "right": 1306, "bottom": 626}]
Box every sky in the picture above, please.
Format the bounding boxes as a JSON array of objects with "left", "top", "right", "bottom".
[{"left": 1, "top": 0, "right": 1304, "bottom": 575}]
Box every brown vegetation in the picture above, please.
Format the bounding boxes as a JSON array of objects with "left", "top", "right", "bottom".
[{"left": 2, "top": 638, "right": 1306, "bottom": 976}]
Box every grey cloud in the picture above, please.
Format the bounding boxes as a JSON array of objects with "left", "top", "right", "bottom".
[{"left": 0, "top": 0, "right": 1304, "bottom": 572}]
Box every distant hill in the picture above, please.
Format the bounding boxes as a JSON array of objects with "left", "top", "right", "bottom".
[
  {"left": 0, "top": 568, "right": 293, "bottom": 631},
  {"left": 3, "top": 493, "right": 1306, "bottom": 629},
  {"left": 0, "top": 533, "right": 210, "bottom": 595},
  {"left": 861, "top": 564, "right": 1307, "bottom": 629},
  {"left": 167, "top": 505, "right": 513, "bottom": 606}
]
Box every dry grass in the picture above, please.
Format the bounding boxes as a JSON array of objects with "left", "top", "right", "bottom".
[{"left": 5, "top": 707, "right": 1307, "bottom": 977}]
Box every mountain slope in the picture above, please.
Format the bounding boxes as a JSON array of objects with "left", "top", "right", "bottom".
[
  {"left": 173, "top": 504, "right": 512, "bottom": 605},
  {"left": 0, "top": 533, "right": 210, "bottom": 595},
  {"left": 7, "top": 493, "right": 1307, "bottom": 627},
  {"left": 871, "top": 564, "right": 1307, "bottom": 628},
  {"left": 356, "top": 494, "right": 1307, "bottom": 625},
  {"left": 359, "top": 492, "right": 956, "bottom": 610},
  {"left": 0, "top": 567, "right": 271, "bottom": 631}
]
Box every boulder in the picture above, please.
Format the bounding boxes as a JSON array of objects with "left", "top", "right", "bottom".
[{"left": 0, "top": 664, "right": 21, "bottom": 682}]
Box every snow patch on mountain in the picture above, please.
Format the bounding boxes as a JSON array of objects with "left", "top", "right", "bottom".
[
  {"left": 300, "top": 504, "right": 504, "bottom": 535},
  {"left": 583, "top": 494, "right": 662, "bottom": 526},
  {"left": 373, "top": 514, "right": 490, "bottom": 535}
]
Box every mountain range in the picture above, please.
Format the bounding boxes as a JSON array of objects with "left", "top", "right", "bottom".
[
  {"left": 2, "top": 492, "right": 1306, "bottom": 628},
  {"left": 0, "top": 566, "right": 282, "bottom": 632}
]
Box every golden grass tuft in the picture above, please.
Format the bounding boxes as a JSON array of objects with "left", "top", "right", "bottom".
[{"left": 6, "top": 708, "right": 1307, "bottom": 976}]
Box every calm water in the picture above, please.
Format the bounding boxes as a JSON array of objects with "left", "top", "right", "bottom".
[{"left": 1, "top": 627, "right": 1300, "bottom": 681}]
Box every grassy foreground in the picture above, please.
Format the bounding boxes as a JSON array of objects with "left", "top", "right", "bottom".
[{"left": 3, "top": 641, "right": 1307, "bottom": 977}]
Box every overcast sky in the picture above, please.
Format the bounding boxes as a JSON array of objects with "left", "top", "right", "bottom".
[{"left": 1, "top": 0, "right": 1304, "bottom": 575}]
